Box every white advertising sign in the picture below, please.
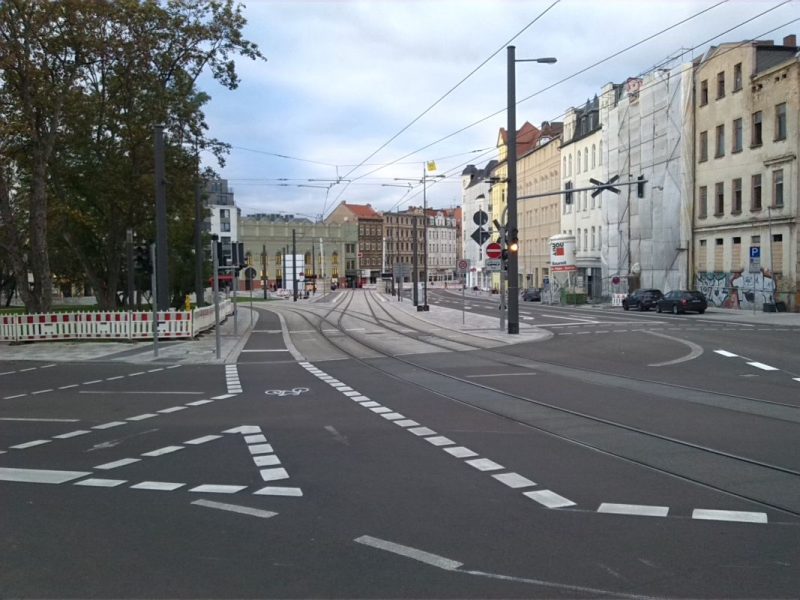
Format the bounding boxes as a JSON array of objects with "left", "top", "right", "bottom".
[{"left": 549, "top": 235, "right": 576, "bottom": 272}]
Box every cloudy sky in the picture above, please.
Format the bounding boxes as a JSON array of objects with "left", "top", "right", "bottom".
[{"left": 197, "top": 0, "right": 798, "bottom": 220}]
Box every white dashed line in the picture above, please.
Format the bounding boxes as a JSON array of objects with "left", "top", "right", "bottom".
[
  {"left": 714, "top": 350, "right": 739, "bottom": 358},
  {"left": 92, "top": 421, "right": 127, "bottom": 430},
  {"left": 130, "top": 481, "right": 184, "bottom": 491},
  {"left": 0, "top": 467, "right": 90, "bottom": 484},
  {"left": 408, "top": 427, "right": 437, "bottom": 437},
  {"left": 94, "top": 458, "right": 141, "bottom": 470},
  {"left": 259, "top": 467, "right": 289, "bottom": 482},
  {"left": 74, "top": 478, "right": 127, "bottom": 488},
  {"left": 185, "top": 400, "right": 213, "bottom": 406},
  {"left": 248, "top": 444, "right": 274, "bottom": 455},
  {"left": 465, "top": 458, "right": 504, "bottom": 472},
  {"left": 443, "top": 446, "right": 478, "bottom": 458},
  {"left": 381, "top": 412, "right": 406, "bottom": 420},
  {"left": 106, "top": 376, "right": 124, "bottom": 381},
  {"left": 394, "top": 419, "right": 420, "bottom": 427},
  {"left": 10, "top": 440, "right": 51, "bottom": 450},
  {"left": 142, "top": 446, "right": 183, "bottom": 457},
  {"left": 192, "top": 499, "right": 277, "bottom": 518},
  {"left": 523, "top": 489, "right": 576, "bottom": 508},
  {"left": 158, "top": 406, "right": 187, "bottom": 413},
  {"left": 492, "top": 472, "right": 537, "bottom": 489},
  {"left": 58, "top": 384, "right": 79, "bottom": 390},
  {"left": 244, "top": 434, "right": 267, "bottom": 444},
  {"left": 184, "top": 435, "right": 223, "bottom": 445},
  {"left": 53, "top": 430, "right": 91, "bottom": 439},
  {"left": 128, "top": 414, "right": 158, "bottom": 421},
  {"left": 691, "top": 509, "right": 767, "bottom": 523},
  {"left": 598, "top": 503, "right": 669, "bottom": 517},
  {"left": 30, "top": 389, "right": 53, "bottom": 395},
  {"left": 83, "top": 380, "right": 102, "bottom": 385},
  {"left": 253, "top": 486, "right": 303, "bottom": 497},
  {"left": 189, "top": 484, "right": 247, "bottom": 494},
  {"left": 253, "top": 454, "right": 281, "bottom": 466},
  {"left": 747, "top": 362, "right": 778, "bottom": 371},
  {"left": 425, "top": 436, "right": 455, "bottom": 447}
]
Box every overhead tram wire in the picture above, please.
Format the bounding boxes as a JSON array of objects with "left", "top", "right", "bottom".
[
  {"left": 342, "top": 0, "right": 739, "bottom": 183},
  {"left": 326, "top": 0, "right": 562, "bottom": 215}
]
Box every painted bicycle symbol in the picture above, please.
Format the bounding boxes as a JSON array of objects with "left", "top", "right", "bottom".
[{"left": 265, "top": 387, "right": 309, "bottom": 397}]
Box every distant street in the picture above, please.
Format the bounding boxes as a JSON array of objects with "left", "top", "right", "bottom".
[{"left": 2, "top": 289, "right": 799, "bottom": 598}]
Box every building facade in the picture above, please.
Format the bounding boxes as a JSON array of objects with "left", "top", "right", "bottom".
[
  {"left": 517, "top": 121, "right": 563, "bottom": 291},
  {"left": 204, "top": 179, "right": 240, "bottom": 266},
  {"left": 383, "top": 208, "right": 425, "bottom": 285},
  {"left": 426, "top": 208, "right": 458, "bottom": 283},
  {"left": 324, "top": 202, "right": 384, "bottom": 286},
  {"left": 692, "top": 35, "right": 798, "bottom": 310},
  {"left": 238, "top": 216, "right": 357, "bottom": 292},
  {"left": 461, "top": 161, "right": 497, "bottom": 289},
  {"left": 601, "top": 62, "right": 694, "bottom": 296}
]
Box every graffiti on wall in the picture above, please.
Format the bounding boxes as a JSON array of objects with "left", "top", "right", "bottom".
[{"left": 695, "top": 270, "right": 775, "bottom": 309}]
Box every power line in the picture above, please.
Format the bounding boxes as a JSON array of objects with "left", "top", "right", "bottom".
[{"left": 327, "top": 0, "right": 562, "bottom": 214}]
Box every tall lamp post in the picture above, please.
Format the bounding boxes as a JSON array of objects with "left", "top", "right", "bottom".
[{"left": 506, "top": 46, "right": 556, "bottom": 333}]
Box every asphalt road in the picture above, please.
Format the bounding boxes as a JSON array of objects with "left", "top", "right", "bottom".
[{"left": 1, "top": 290, "right": 799, "bottom": 598}]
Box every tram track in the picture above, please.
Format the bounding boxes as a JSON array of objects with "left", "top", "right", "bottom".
[{"left": 271, "top": 291, "right": 800, "bottom": 517}]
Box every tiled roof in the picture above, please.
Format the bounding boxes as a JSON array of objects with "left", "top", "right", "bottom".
[{"left": 343, "top": 203, "right": 382, "bottom": 219}]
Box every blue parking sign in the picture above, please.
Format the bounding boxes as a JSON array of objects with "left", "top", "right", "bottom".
[{"left": 750, "top": 246, "right": 760, "bottom": 258}]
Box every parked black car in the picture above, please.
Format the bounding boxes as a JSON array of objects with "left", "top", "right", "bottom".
[
  {"left": 622, "top": 288, "right": 663, "bottom": 311},
  {"left": 521, "top": 288, "right": 541, "bottom": 301},
  {"left": 656, "top": 290, "right": 708, "bottom": 314}
]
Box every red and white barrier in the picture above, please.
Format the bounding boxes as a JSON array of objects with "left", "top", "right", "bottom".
[{"left": 0, "top": 300, "right": 233, "bottom": 343}]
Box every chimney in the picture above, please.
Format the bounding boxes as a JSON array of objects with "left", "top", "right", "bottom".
[{"left": 783, "top": 34, "right": 796, "bottom": 47}]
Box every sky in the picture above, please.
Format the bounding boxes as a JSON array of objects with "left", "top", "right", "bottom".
[{"left": 197, "top": 0, "right": 798, "bottom": 220}]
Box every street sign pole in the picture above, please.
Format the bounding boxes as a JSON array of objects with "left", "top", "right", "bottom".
[{"left": 150, "top": 243, "right": 159, "bottom": 358}]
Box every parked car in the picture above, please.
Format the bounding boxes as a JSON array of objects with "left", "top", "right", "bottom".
[
  {"left": 656, "top": 290, "right": 708, "bottom": 314},
  {"left": 521, "top": 288, "right": 541, "bottom": 301},
  {"left": 622, "top": 288, "right": 663, "bottom": 311}
]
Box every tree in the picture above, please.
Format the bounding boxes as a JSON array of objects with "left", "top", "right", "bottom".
[{"left": 1, "top": 0, "right": 264, "bottom": 311}]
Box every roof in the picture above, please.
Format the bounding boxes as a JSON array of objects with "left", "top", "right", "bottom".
[{"left": 341, "top": 202, "right": 382, "bottom": 220}]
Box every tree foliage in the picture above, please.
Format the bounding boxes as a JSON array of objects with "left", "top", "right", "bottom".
[{"left": 0, "top": 0, "right": 264, "bottom": 311}]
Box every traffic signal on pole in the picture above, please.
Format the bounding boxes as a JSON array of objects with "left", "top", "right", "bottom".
[
  {"left": 637, "top": 175, "right": 645, "bottom": 198},
  {"left": 134, "top": 244, "right": 151, "bottom": 274},
  {"left": 565, "top": 181, "right": 573, "bottom": 205},
  {"left": 508, "top": 228, "right": 519, "bottom": 253}
]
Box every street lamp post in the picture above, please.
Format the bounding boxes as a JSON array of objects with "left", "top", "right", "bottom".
[{"left": 506, "top": 46, "right": 556, "bottom": 334}]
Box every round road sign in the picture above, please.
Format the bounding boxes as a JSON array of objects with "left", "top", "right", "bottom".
[
  {"left": 457, "top": 259, "right": 468, "bottom": 271},
  {"left": 485, "top": 242, "right": 502, "bottom": 259}
]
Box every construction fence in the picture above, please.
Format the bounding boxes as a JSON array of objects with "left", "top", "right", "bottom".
[{"left": 0, "top": 300, "right": 234, "bottom": 343}]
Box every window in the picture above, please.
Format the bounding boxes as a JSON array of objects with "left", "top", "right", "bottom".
[
  {"left": 716, "top": 71, "right": 725, "bottom": 99},
  {"left": 568, "top": 154, "right": 572, "bottom": 176},
  {"left": 584, "top": 229, "right": 588, "bottom": 252},
  {"left": 732, "top": 118, "right": 742, "bottom": 152},
  {"left": 715, "top": 124, "right": 725, "bottom": 157},
  {"left": 598, "top": 140, "right": 603, "bottom": 165},
  {"left": 700, "top": 79, "right": 708, "bottom": 105},
  {"left": 591, "top": 226, "right": 596, "bottom": 250},
  {"left": 775, "top": 103, "right": 787, "bottom": 141},
  {"left": 733, "top": 63, "right": 742, "bottom": 91},
  {"left": 221, "top": 222, "right": 231, "bottom": 232},
  {"left": 751, "top": 111, "right": 762, "bottom": 146},
  {"left": 699, "top": 131, "right": 708, "bottom": 161},
  {"left": 220, "top": 209, "right": 230, "bottom": 219},
  {"left": 563, "top": 156, "right": 566, "bottom": 174},
  {"left": 592, "top": 144, "right": 596, "bottom": 169},
  {"left": 751, "top": 235, "right": 760, "bottom": 244},
  {"left": 576, "top": 150, "right": 581, "bottom": 174},
  {"left": 698, "top": 185, "right": 707, "bottom": 218},
  {"left": 732, "top": 178, "right": 742, "bottom": 214},
  {"left": 714, "top": 182, "right": 724, "bottom": 216},
  {"left": 576, "top": 228, "right": 580, "bottom": 250},
  {"left": 751, "top": 174, "right": 762, "bottom": 211},
  {"left": 773, "top": 169, "right": 784, "bottom": 207},
  {"left": 584, "top": 147, "right": 588, "bottom": 171}
]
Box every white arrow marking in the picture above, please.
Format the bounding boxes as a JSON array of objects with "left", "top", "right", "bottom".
[{"left": 223, "top": 426, "right": 262, "bottom": 435}]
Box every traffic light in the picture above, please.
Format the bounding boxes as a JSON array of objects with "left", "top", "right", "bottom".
[
  {"left": 134, "top": 244, "right": 151, "bottom": 274},
  {"left": 508, "top": 228, "right": 519, "bottom": 253},
  {"left": 637, "top": 175, "right": 645, "bottom": 198},
  {"left": 565, "top": 181, "right": 573, "bottom": 205}
]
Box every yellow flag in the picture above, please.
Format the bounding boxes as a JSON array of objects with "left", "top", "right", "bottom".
[{"left": 426, "top": 160, "right": 437, "bottom": 172}]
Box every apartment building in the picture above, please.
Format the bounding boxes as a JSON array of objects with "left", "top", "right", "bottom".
[
  {"left": 693, "top": 35, "right": 798, "bottom": 310},
  {"left": 461, "top": 161, "right": 497, "bottom": 289},
  {"left": 324, "top": 201, "right": 383, "bottom": 286}
]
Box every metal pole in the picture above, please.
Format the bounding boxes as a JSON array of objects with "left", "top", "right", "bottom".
[
  {"left": 154, "top": 125, "right": 169, "bottom": 310},
  {"left": 150, "top": 243, "right": 159, "bottom": 358},
  {"left": 312, "top": 239, "right": 316, "bottom": 294},
  {"left": 462, "top": 272, "right": 466, "bottom": 325},
  {"left": 194, "top": 176, "right": 204, "bottom": 307},
  {"left": 412, "top": 216, "right": 419, "bottom": 306},
  {"left": 211, "top": 237, "right": 221, "bottom": 360},
  {"left": 126, "top": 228, "right": 134, "bottom": 310},
  {"left": 422, "top": 165, "right": 429, "bottom": 310},
  {"left": 292, "top": 229, "right": 298, "bottom": 301},
  {"left": 262, "top": 244, "right": 267, "bottom": 300},
  {"left": 233, "top": 268, "right": 238, "bottom": 335},
  {"left": 768, "top": 206, "right": 774, "bottom": 308},
  {"left": 506, "top": 46, "right": 519, "bottom": 334},
  {"left": 320, "top": 237, "right": 326, "bottom": 297}
]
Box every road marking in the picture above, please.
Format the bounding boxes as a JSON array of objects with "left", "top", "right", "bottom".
[
  {"left": 645, "top": 330, "right": 704, "bottom": 367},
  {"left": 259, "top": 467, "right": 289, "bottom": 482},
  {"left": 54, "top": 430, "right": 91, "bottom": 439},
  {"left": 158, "top": 406, "right": 188, "bottom": 413},
  {"left": 492, "top": 472, "right": 537, "bottom": 489},
  {"left": 142, "top": 446, "right": 183, "bottom": 457},
  {"left": 148, "top": 368, "right": 164, "bottom": 373},
  {"left": 714, "top": 350, "right": 739, "bottom": 357},
  {"left": 443, "top": 446, "right": 478, "bottom": 458},
  {"left": 241, "top": 349, "right": 290, "bottom": 352},
  {"left": 692, "top": 509, "right": 767, "bottom": 523},
  {"left": 131, "top": 481, "right": 184, "bottom": 491},
  {"left": 747, "top": 362, "right": 778, "bottom": 371},
  {"left": 342, "top": 391, "right": 361, "bottom": 397},
  {"left": 185, "top": 400, "right": 213, "bottom": 406},
  {"left": 3, "top": 394, "right": 27, "bottom": 399},
  {"left": 128, "top": 372, "right": 146, "bottom": 376},
  {"left": 0, "top": 417, "right": 79, "bottom": 422},
  {"left": 58, "top": 384, "right": 79, "bottom": 389},
  {"left": 184, "top": 435, "right": 222, "bottom": 445},
  {"left": 351, "top": 395, "right": 370, "bottom": 402},
  {"left": 189, "top": 484, "right": 247, "bottom": 494},
  {"left": 74, "top": 478, "right": 127, "bottom": 488},
  {"left": 248, "top": 444, "right": 274, "bottom": 455},
  {"left": 79, "top": 390, "right": 204, "bottom": 395},
  {"left": 212, "top": 394, "right": 236, "bottom": 400},
  {"left": 598, "top": 503, "right": 669, "bottom": 517},
  {"left": 425, "top": 436, "right": 455, "bottom": 447},
  {"left": 92, "top": 421, "right": 127, "bottom": 429},
  {"left": 0, "top": 467, "right": 91, "bottom": 484},
  {"left": 128, "top": 413, "right": 158, "bottom": 421},
  {"left": 166, "top": 365, "right": 182, "bottom": 369},
  {"left": 244, "top": 434, "right": 267, "bottom": 444},
  {"left": 30, "top": 389, "right": 53, "bottom": 395},
  {"left": 94, "top": 458, "right": 141, "bottom": 470},
  {"left": 370, "top": 407, "right": 392, "bottom": 414},
  {"left": 465, "top": 458, "right": 504, "bottom": 472},
  {"left": 523, "top": 489, "right": 576, "bottom": 508},
  {"left": 394, "top": 419, "right": 420, "bottom": 427},
  {"left": 192, "top": 499, "right": 278, "bottom": 519},
  {"left": 10, "top": 440, "right": 51, "bottom": 449},
  {"left": 253, "top": 454, "right": 281, "bottom": 467},
  {"left": 354, "top": 535, "right": 463, "bottom": 571},
  {"left": 408, "top": 427, "right": 437, "bottom": 436},
  {"left": 794, "top": 378, "right": 800, "bottom": 383},
  {"left": 106, "top": 376, "right": 124, "bottom": 381},
  {"left": 381, "top": 412, "right": 406, "bottom": 420},
  {"left": 83, "top": 380, "right": 102, "bottom": 385},
  {"left": 467, "top": 372, "right": 536, "bottom": 378},
  {"left": 359, "top": 401, "right": 380, "bottom": 407},
  {"left": 224, "top": 426, "right": 262, "bottom": 434},
  {"left": 20, "top": 367, "right": 37, "bottom": 372}
]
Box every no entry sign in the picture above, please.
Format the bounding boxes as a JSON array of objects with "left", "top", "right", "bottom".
[{"left": 485, "top": 242, "right": 502, "bottom": 259}]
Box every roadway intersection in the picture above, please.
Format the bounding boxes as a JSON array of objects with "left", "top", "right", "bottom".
[{"left": 1, "top": 290, "right": 799, "bottom": 598}]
